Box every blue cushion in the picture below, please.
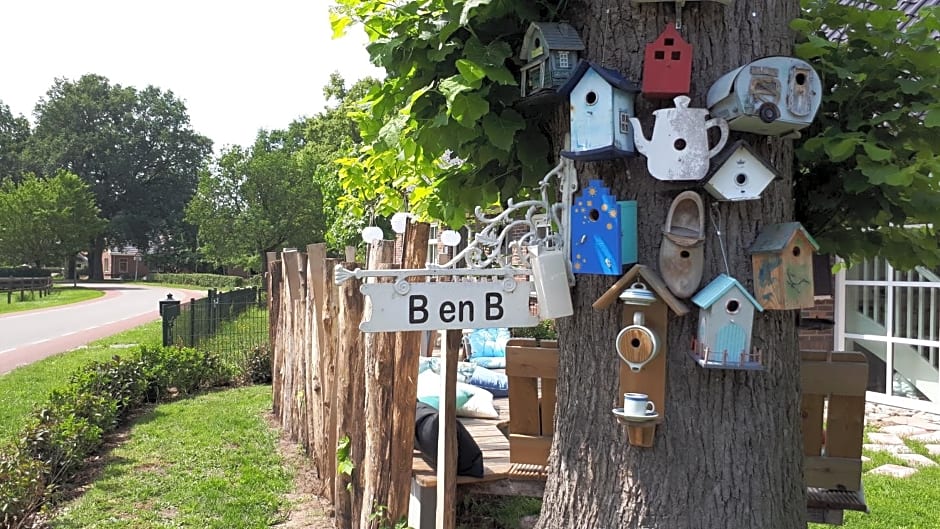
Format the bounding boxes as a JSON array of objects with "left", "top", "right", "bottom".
[
  {"left": 466, "top": 365, "right": 509, "bottom": 398},
  {"left": 467, "top": 328, "right": 511, "bottom": 358},
  {"left": 468, "top": 356, "right": 506, "bottom": 370}
]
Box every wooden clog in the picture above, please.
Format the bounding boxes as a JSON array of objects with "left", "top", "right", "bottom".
[{"left": 659, "top": 191, "right": 705, "bottom": 298}]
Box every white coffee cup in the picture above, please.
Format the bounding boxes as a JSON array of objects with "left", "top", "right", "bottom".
[{"left": 623, "top": 392, "right": 655, "bottom": 417}]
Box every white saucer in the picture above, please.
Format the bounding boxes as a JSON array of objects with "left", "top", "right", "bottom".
[{"left": 612, "top": 408, "right": 659, "bottom": 421}]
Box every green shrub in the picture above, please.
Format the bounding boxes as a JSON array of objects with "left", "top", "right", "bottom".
[
  {"left": 0, "top": 267, "right": 50, "bottom": 278},
  {"left": 147, "top": 273, "right": 248, "bottom": 290},
  {"left": 19, "top": 413, "right": 102, "bottom": 485},
  {"left": 512, "top": 320, "right": 557, "bottom": 341},
  {"left": 239, "top": 344, "right": 272, "bottom": 385},
  {"left": 69, "top": 357, "right": 148, "bottom": 415},
  {"left": 45, "top": 389, "right": 119, "bottom": 432},
  {"left": 138, "top": 345, "right": 223, "bottom": 399},
  {"left": 0, "top": 448, "right": 47, "bottom": 529}
]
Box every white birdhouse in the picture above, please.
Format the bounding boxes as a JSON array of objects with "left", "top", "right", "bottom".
[
  {"left": 704, "top": 140, "right": 780, "bottom": 201},
  {"left": 560, "top": 61, "right": 641, "bottom": 161},
  {"left": 691, "top": 274, "right": 764, "bottom": 370}
]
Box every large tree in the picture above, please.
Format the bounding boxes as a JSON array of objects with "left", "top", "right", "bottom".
[
  {"left": 0, "top": 100, "right": 30, "bottom": 181},
  {"left": 187, "top": 129, "right": 326, "bottom": 272},
  {"left": 335, "top": 1, "right": 805, "bottom": 528},
  {"left": 28, "top": 74, "right": 212, "bottom": 279},
  {"left": 0, "top": 171, "right": 105, "bottom": 267}
]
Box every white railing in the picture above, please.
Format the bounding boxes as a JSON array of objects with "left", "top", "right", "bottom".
[{"left": 839, "top": 257, "right": 940, "bottom": 403}]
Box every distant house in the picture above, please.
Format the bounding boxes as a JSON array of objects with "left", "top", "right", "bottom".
[{"left": 102, "top": 246, "right": 149, "bottom": 280}]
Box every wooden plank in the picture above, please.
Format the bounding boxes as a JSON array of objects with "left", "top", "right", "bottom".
[
  {"left": 540, "top": 378, "right": 557, "bottom": 436},
  {"left": 322, "top": 258, "right": 341, "bottom": 501},
  {"left": 436, "top": 327, "right": 459, "bottom": 529},
  {"left": 506, "top": 344, "right": 559, "bottom": 379},
  {"left": 389, "top": 221, "right": 431, "bottom": 522},
  {"left": 305, "top": 245, "right": 325, "bottom": 489},
  {"left": 361, "top": 242, "right": 398, "bottom": 529},
  {"left": 593, "top": 265, "right": 690, "bottom": 316},
  {"left": 801, "top": 394, "right": 825, "bottom": 456},
  {"left": 333, "top": 271, "right": 366, "bottom": 529},
  {"left": 826, "top": 395, "right": 865, "bottom": 460},
  {"left": 508, "top": 377, "right": 540, "bottom": 436},
  {"left": 805, "top": 456, "right": 863, "bottom": 491},
  {"left": 508, "top": 434, "right": 552, "bottom": 465},
  {"left": 620, "top": 301, "right": 667, "bottom": 423},
  {"left": 801, "top": 361, "right": 869, "bottom": 396},
  {"left": 269, "top": 259, "right": 283, "bottom": 418},
  {"left": 806, "top": 508, "right": 844, "bottom": 525}
]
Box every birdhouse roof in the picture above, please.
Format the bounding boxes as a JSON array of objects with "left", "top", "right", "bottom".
[
  {"left": 749, "top": 222, "right": 820, "bottom": 254},
  {"left": 519, "top": 22, "right": 585, "bottom": 60},
  {"left": 652, "top": 24, "right": 691, "bottom": 48},
  {"left": 692, "top": 274, "right": 764, "bottom": 312},
  {"left": 592, "top": 264, "right": 690, "bottom": 316},
  {"left": 558, "top": 61, "right": 641, "bottom": 97},
  {"left": 706, "top": 140, "right": 782, "bottom": 181}
]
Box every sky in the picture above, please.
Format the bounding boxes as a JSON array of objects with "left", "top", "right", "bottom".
[{"left": 0, "top": 0, "right": 383, "bottom": 152}]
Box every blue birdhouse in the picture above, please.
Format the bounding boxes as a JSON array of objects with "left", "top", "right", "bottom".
[
  {"left": 706, "top": 56, "right": 822, "bottom": 138},
  {"left": 690, "top": 274, "right": 765, "bottom": 370},
  {"left": 570, "top": 180, "right": 622, "bottom": 275},
  {"left": 519, "top": 22, "right": 585, "bottom": 99},
  {"left": 560, "top": 61, "right": 641, "bottom": 161},
  {"left": 618, "top": 200, "right": 638, "bottom": 266}
]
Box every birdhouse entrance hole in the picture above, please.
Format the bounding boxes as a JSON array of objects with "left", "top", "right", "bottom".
[
  {"left": 795, "top": 72, "right": 806, "bottom": 85},
  {"left": 589, "top": 209, "right": 600, "bottom": 221},
  {"left": 586, "top": 91, "right": 598, "bottom": 105},
  {"left": 680, "top": 250, "right": 690, "bottom": 258},
  {"left": 726, "top": 299, "right": 740, "bottom": 314},
  {"left": 674, "top": 138, "right": 687, "bottom": 150},
  {"left": 631, "top": 337, "right": 641, "bottom": 348},
  {"left": 735, "top": 173, "right": 747, "bottom": 186},
  {"left": 793, "top": 246, "right": 802, "bottom": 257}
]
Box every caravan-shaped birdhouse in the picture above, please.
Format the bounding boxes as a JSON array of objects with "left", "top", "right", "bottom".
[
  {"left": 519, "top": 22, "right": 585, "bottom": 100},
  {"left": 749, "top": 222, "right": 820, "bottom": 310},
  {"left": 706, "top": 56, "right": 822, "bottom": 137},
  {"left": 704, "top": 140, "right": 780, "bottom": 201},
  {"left": 691, "top": 274, "right": 764, "bottom": 370},
  {"left": 642, "top": 24, "right": 692, "bottom": 99},
  {"left": 570, "top": 180, "right": 622, "bottom": 275},
  {"left": 560, "top": 61, "right": 641, "bottom": 161}
]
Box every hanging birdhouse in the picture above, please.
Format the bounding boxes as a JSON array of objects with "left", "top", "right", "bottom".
[
  {"left": 642, "top": 24, "right": 692, "bottom": 99},
  {"left": 631, "top": 95, "right": 729, "bottom": 181},
  {"left": 704, "top": 140, "right": 781, "bottom": 201},
  {"left": 749, "top": 222, "right": 820, "bottom": 310},
  {"left": 706, "top": 56, "right": 822, "bottom": 137},
  {"left": 691, "top": 274, "right": 765, "bottom": 370},
  {"left": 518, "top": 22, "right": 585, "bottom": 100},
  {"left": 560, "top": 61, "right": 641, "bottom": 161},
  {"left": 570, "top": 180, "right": 622, "bottom": 275}
]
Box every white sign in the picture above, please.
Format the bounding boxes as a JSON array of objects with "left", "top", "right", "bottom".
[{"left": 360, "top": 280, "right": 539, "bottom": 332}]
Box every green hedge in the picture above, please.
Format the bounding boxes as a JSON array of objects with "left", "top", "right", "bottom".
[
  {"left": 147, "top": 273, "right": 257, "bottom": 290},
  {"left": 0, "top": 268, "right": 51, "bottom": 278},
  {"left": 0, "top": 345, "right": 225, "bottom": 528}
]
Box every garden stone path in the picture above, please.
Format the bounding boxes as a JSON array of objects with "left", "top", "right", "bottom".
[{"left": 865, "top": 403, "right": 940, "bottom": 478}]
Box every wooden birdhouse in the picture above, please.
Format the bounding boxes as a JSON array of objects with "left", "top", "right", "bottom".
[
  {"left": 707, "top": 56, "right": 822, "bottom": 137},
  {"left": 691, "top": 274, "right": 765, "bottom": 370},
  {"left": 642, "top": 24, "right": 692, "bottom": 99},
  {"left": 704, "top": 140, "right": 780, "bottom": 201},
  {"left": 570, "top": 180, "right": 622, "bottom": 275},
  {"left": 519, "top": 22, "right": 585, "bottom": 99},
  {"left": 594, "top": 264, "right": 690, "bottom": 447},
  {"left": 560, "top": 61, "right": 641, "bottom": 161},
  {"left": 749, "top": 222, "right": 820, "bottom": 310}
]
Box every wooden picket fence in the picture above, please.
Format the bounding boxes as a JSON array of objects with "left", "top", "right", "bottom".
[{"left": 269, "top": 223, "right": 430, "bottom": 529}]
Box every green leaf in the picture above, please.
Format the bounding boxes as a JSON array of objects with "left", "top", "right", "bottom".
[
  {"left": 459, "top": 0, "right": 492, "bottom": 25},
  {"left": 862, "top": 141, "right": 893, "bottom": 162},
  {"left": 925, "top": 110, "right": 940, "bottom": 128},
  {"left": 857, "top": 156, "right": 900, "bottom": 185},
  {"left": 481, "top": 110, "right": 524, "bottom": 152},
  {"left": 449, "top": 93, "right": 489, "bottom": 125},
  {"left": 824, "top": 137, "right": 859, "bottom": 162},
  {"left": 456, "top": 59, "right": 486, "bottom": 84},
  {"left": 329, "top": 10, "right": 352, "bottom": 39},
  {"left": 439, "top": 75, "right": 475, "bottom": 105}
]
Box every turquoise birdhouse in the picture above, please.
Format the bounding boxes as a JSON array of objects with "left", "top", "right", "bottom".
[
  {"left": 570, "top": 180, "right": 622, "bottom": 275},
  {"left": 690, "top": 274, "right": 765, "bottom": 370}
]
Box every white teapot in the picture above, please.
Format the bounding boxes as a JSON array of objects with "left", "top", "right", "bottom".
[{"left": 630, "top": 95, "right": 729, "bottom": 181}]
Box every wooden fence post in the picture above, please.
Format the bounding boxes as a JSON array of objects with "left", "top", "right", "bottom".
[
  {"left": 322, "top": 258, "right": 341, "bottom": 500},
  {"left": 305, "top": 244, "right": 327, "bottom": 482},
  {"left": 268, "top": 256, "right": 283, "bottom": 417}
]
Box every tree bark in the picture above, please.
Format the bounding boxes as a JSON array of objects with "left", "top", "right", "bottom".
[
  {"left": 536, "top": 2, "right": 805, "bottom": 529},
  {"left": 88, "top": 236, "right": 105, "bottom": 281}
]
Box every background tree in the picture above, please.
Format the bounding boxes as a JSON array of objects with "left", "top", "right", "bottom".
[
  {"left": 28, "top": 74, "right": 212, "bottom": 279},
  {"left": 187, "top": 129, "right": 326, "bottom": 272},
  {"left": 0, "top": 171, "right": 106, "bottom": 267},
  {"left": 334, "top": 1, "right": 805, "bottom": 528},
  {"left": 0, "top": 100, "right": 30, "bottom": 181},
  {"left": 793, "top": 0, "right": 940, "bottom": 269}
]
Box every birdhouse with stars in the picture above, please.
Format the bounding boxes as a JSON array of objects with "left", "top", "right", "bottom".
[
  {"left": 560, "top": 61, "right": 641, "bottom": 161},
  {"left": 570, "top": 180, "right": 622, "bottom": 275},
  {"left": 691, "top": 274, "right": 765, "bottom": 370},
  {"left": 519, "top": 22, "right": 585, "bottom": 100},
  {"left": 707, "top": 56, "right": 822, "bottom": 137},
  {"left": 749, "top": 222, "right": 820, "bottom": 310},
  {"left": 704, "top": 140, "right": 780, "bottom": 201},
  {"left": 642, "top": 24, "right": 692, "bottom": 99}
]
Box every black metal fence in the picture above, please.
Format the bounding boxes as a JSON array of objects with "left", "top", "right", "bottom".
[{"left": 160, "top": 287, "right": 268, "bottom": 356}]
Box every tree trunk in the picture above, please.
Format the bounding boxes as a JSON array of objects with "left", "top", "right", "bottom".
[
  {"left": 88, "top": 237, "right": 105, "bottom": 281},
  {"left": 536, "top": 3, "right": 805, "bottom": 529}
]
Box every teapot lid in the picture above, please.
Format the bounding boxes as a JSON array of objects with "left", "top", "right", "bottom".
[{"left": 619, "top": 282, "right": 657, "bottom": 306}]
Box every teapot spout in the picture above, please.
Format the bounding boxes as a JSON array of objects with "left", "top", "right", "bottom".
[{"left": 629, "top": 117, "right": 650, "bottom": 154}]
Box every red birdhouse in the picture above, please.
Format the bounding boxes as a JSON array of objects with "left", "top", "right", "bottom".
[{"left": 642, "top": 24, "right": 692, "bottom": 99}]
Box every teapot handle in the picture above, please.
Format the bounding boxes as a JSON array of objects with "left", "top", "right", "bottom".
[{"left": 705, "top": 117, "right": 730, "bottom": 159}]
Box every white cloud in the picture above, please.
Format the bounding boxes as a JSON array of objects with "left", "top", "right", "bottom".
[{"left": 0, "top": 0, "right": 383, "bottom": 151}]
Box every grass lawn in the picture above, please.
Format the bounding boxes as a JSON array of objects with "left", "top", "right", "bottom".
[
  {"left": 49, "top": 385, "right": 292, "bottom": 529},
  {"left": 0, "top": 285, "right": 104, "bottom": 315},
  {"left": 0, "top": 320, "right": 162, "bottom": 446},
  {"left": 809, "top": 435, "right": 940, "bottom": 529}
]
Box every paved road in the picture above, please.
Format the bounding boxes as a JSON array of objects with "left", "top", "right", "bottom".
[{"left": 0, "top": 283, "right": 206, "bottom": 375}]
